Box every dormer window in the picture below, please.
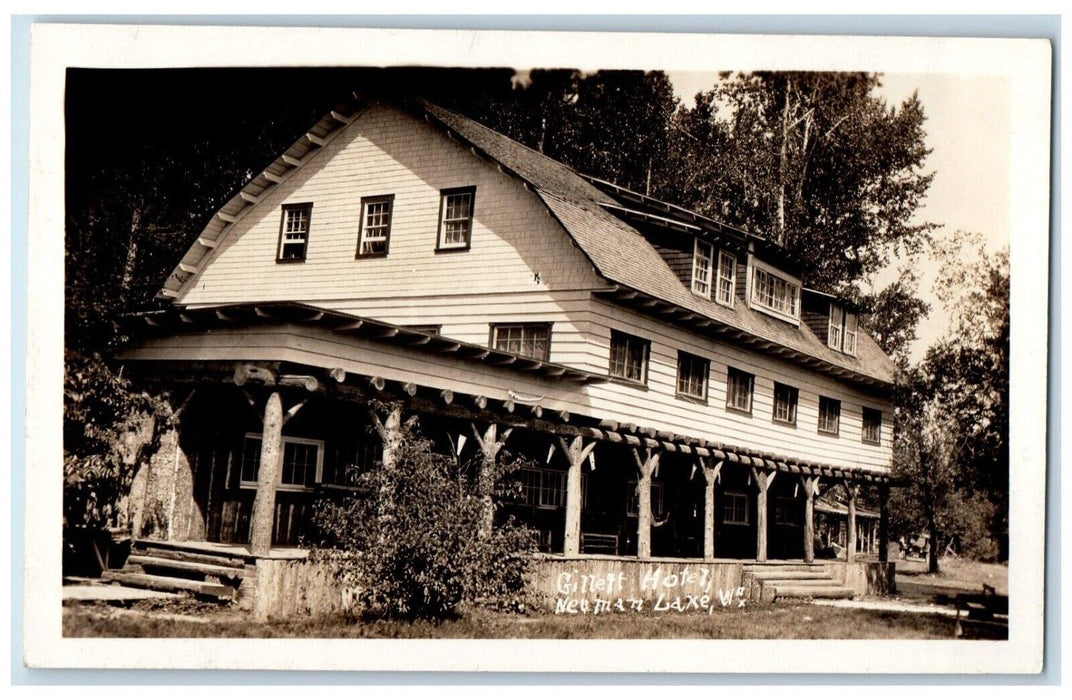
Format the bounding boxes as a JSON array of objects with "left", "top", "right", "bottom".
[
  {"left": 828, "top": 304, "right": 858, "bottom": 356},
  {"left": 691, "top": 239, "right": 713, "bottom": 297},
  {"left": 747, "top": 257, "right": 800, "bottom": 323},
  {"left": 715, "top": 251, "right": 736, "bottom": 306}
]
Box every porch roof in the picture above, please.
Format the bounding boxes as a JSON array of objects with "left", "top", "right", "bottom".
[{"left": 126, "top": 302, "right": 608, "bottom": 386}]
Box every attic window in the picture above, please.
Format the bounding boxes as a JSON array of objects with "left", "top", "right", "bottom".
[
  {"left": 716, "top": 250, "right": 736, "bottom": 307},
  {"left": 828, "top": 304, "right": 859, "bottom": 356},
  {"left": 748, "top": 258, "right": 800, "bottom": 323},
  {"left": 691, "top": 239, "right": 713, "bottom": 297},
  {"left": 357, "top": 195, "right": 394, "bottom": 258},
  {"left": 437, "top": 186, "right": 475, "bottom": 251},
  {"left": 278, "top": 203, "right": 313, "bottom": 262}
]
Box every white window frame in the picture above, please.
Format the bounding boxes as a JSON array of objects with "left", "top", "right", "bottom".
[
  {"left": 240, "top": 433, "right": 325, "bottom": 492},
  {"left": 843, "top": 312, "right": 858, "bottom": 356},
  {"left": 746, "top": 256, "right": 801, "bottom": 324},
  {"left": 277, "top": 203, "right": 313, "bottom": 262},
  {"left": 828, "top": 303, "right": 859, "bottom": 356},
  {"left": 691, "top": 238, "right": 713, "bottom": 298},
  {"left": 609, "top": 330, "right": 650, "bottom": 385},
  {"left": 357, "top": 194, "right": 394, "bottom": 257},
  {"left": 715, "top": 250, "right": 737, "bottom": 307},
  {"left": 828, "top": 305, "right": 844, "bottom": 351},
  {"left": 437, "top": 187, "right": 475, "bottom": 251},
  {"left": 723, "top": 491, "right": 749, "bottom": 525}
]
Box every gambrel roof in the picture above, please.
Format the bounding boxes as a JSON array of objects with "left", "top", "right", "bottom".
[{"left": 159, "top": 95, "right": 897, "bottom": 390}]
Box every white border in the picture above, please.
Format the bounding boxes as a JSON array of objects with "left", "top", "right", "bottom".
[{"left": 24, "top": 23, "right": 1051, "bottom": 673}]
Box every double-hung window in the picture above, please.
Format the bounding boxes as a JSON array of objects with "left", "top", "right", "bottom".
[
  {"left": 240, "top": 434, "right": 324, "bottom": 491},
  {"left": 773, "top": 382, "right": 799, "bottom": 425},
  {"left": 715, "top": 251, "right": 737, "bottom": 306},
  {"left": 609, "top": 331, "right": 650, "bottom": 384},
  {"left": 818, "top": 396, "right": 841, "bottom": 436},
  {"left": 692, "top": 239, "right": 713, "bottom": 297},
  {"left": 278, "top": 203, "right": 313, "bottom": 262},
  {"left": 676, "top": 351, "right": 709, "bottom": 401},
  {"left": 726, "top": 367, "right": 755, "bottom": 414},
  {"left": 437, "top": 186, "right": 476, "bottom": 250},
  {"left": 491, "top": 323, "right": 552, "bottom": 361},
  {"left": 828, "top": 304, "right": 859, "bottom": 356},
  {"left": 862, "top": 407, "right": 882, "bottom": 445},
  {"left": 357, "top": 194, "right": 394, "bottom": 257}
]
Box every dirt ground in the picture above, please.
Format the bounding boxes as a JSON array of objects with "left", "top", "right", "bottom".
[{"left": 61, "top": 557, "right": 1006, "bottom": 640}]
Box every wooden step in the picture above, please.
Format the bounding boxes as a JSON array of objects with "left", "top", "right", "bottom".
[
  {"left": 771, "top": 585, "right": 854, "bottom": 600},
  {"left": 133, "top": 545, "right": 246, "bottom": 569},
  {"left": 126, "top": 554, "right": 247, "bottom": 580},
  {"left": 747, "top": 571, "right": 834, "bottom": 581},
  {"left": 102, "top": 571, "right": 234, "bottom": 600}
]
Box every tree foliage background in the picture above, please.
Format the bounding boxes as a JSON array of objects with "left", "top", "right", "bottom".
[{"left": 65, "top": 67, "right": 1007, "bottom": 563}]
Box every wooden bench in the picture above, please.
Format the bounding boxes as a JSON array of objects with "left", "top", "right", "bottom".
[
  {"left": 954, "top": 591, "right": 1009, "bottom": 639},
  {"left": 580, "top": 532, "right": 619, "bottom": 555}
]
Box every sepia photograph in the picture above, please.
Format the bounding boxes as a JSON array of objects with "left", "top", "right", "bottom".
[{"left": 21, "top": 22, "right": 1051, "bottom": 674}]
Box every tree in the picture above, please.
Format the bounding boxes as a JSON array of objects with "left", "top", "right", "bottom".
[
  {"left": 891, "top": 234, "right": 1010, "bottom": 567},
  {"left": 657, "top": 72, "right": 937, "bottom": 293},
  {"left": 858, "top": 268, "right": 932, "bottom": 368},
  {"left": 310, "top": 416, "right": 538, "bottom": 619}
]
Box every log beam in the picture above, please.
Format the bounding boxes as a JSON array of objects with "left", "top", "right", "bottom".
[
  {"left": 878, "top": 484, "right": 890, "bottom": 563},
  {"left": 752, "top": 467, "right": 775, "bottom": 562},
  {"left": 801, "top": 475, "right": 819, "bottom": 563},
  {"left": 844, "top": 480, "right": 859, "bottom": 563},
  {"left": 471, "top": 422, "right": 513, "bottom": 538}
]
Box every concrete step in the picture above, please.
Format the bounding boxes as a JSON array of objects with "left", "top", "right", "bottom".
[
  {"left": 772, "top": 585, "right": 854, "bottom": 600},
  {"left": 126, "top": 554, "right": 247, "bottom": 580},
  {"left": 102, "top": 570, "right": 235, "bottom": 600},
  {"left": 743, "top": 565, "right": 828, "bottom": 573},
  {"left": 761, "top": 578, "right": 841, "bottom": 587}
]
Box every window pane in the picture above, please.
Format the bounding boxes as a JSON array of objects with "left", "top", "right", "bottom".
[
  {"left": 819, "top": 397, "right": 841, "bottom": 434},
  {"left": 726, "top": 368, "right": 753, "bottom": 412},
  {"left": 493, "top": 324, "right": 550, "bottom": 361},
  {"left": 692, "top": 240, "right": 712, "bottom": 296},
  {"left": 716, "top": 251, "right": 736, "bottom": 305}
]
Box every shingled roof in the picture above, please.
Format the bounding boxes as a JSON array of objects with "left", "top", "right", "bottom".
[{"left": 418, "top": 101, "right": 897, "bottom": 388}]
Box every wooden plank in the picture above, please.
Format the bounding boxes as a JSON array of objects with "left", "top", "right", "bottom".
[
  {"left": 102, "top": 571, "right": 234, "bottom": 599},
  {"left": 126, "top": 554, "right": 246, "bottom": 579}
]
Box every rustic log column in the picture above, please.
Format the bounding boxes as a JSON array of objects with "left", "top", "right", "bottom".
[
  {"left": 632, "top": 448, "right": 661, "bottom": 559},
  {"left": 845, "top": 480, "right": 858, "bottom": 563},
  {"left": 878, "top": 483, "right": 890, "bottom": 562},
  {"left": 249, "top": 391, "right": 283, "bottom": 557},
  {"left": 368, "top": 403, "right": 403, "bottom": 534},
  {"left": 558, "top": 436, "right": 597, "bottom": 556},
  {"left": 471, "top": 422, "right": 512, "bottom": 539},
  {"left": 701, "top": 459, "right": 723, "bottom": 560},
  {"left": 802, "top": 476, "right": 818, "bottom": 564},
  {"left": 753, "top": 468, "right": 776, "bottom": 562}
]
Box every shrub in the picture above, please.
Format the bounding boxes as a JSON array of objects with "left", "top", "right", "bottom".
[{"left": 310, "top": 417, "right": 538, "bottom": 619}]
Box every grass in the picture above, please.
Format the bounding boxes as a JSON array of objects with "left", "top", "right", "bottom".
[
  {"left": 63, "top": 599, "right": 956, "bottom": 639},
  {"left": 892, "top": 557, "right": 1008, "bottom": 605}
]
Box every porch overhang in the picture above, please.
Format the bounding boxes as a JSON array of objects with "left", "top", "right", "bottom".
[{"left": 125, "top": 302, "right": 607, "bottom": 385}]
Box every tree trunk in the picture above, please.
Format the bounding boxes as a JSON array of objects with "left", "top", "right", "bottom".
[
  {"left": 776, "top": 79, "right": 791, "bottom": 246},
  {"left": 120, "top": 208, "right": 141, "bottom": 303},
  {"left": 249, "top": 392, "right": 283, "bottom": 557},
  {"left": 927, "top": 516, "right": 940, "bottom": 574}
]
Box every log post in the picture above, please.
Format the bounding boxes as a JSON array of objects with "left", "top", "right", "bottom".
[
  {"left": 471, "top": 422, "right": 512, "bottom": 538},
  {"left": 631, "top": 448, "right": 661, "bottom": 559},
  {"left": 845, "top": 480, "right": 858, "bottom": 563},
  {"left": 752, "top": 468, "right": 775, "bottom": 562},
  {"left": 558, "top": 436, "right": 597, "bottom": 556},
  {"left": 878, "top": 483, "right": 890, "bottom": 562},
  {"left": 368, "top": 403, "right": 403, "bottom": 533},
  {"left": 801, "top": 475, "right": 818, "bottom": 564},
  {"left": 249, "top": 391, "right": 283, "bottom": 557},
  {"left": 701, "top": 459, "right": 723, "bottom": 560}
]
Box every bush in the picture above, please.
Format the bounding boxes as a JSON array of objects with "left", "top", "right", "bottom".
[{"left": 310, "top": 418, "right": 538, "bottom": 619}]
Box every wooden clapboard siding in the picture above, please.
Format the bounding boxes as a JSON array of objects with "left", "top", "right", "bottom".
[
  {"left": 178, "top": 102, "right": 602, "bottom": 306},
  {"left": 125, "top": 316, "right": 892, "bottom": 473},
  {"left": 580, "top": 298, "right": 893, "bottom": 471}
]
